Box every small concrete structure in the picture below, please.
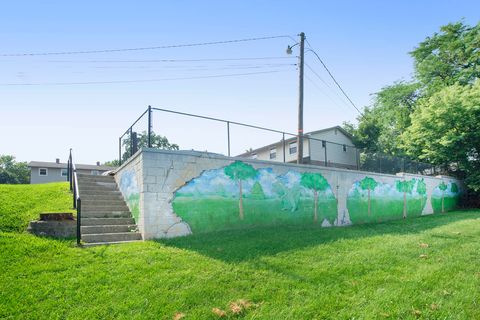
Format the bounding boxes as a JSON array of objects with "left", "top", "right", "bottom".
[{"left": 27, "top": 213, "right": 76, "bottom": 238}]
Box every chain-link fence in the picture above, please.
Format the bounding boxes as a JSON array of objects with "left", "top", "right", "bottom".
[{"left": 119, "top": 106, "right": 436, "bottom": 176}]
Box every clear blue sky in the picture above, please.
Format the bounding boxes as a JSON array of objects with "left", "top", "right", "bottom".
[{"left": 1, "top": 1, "right": 478, "bottom": 164}]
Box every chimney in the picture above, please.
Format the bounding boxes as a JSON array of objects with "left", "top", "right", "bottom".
[
  {"left": 96, "top": 161, "right": 100, "bottom": 166},
  {"left": 56, "top": 158, "right": 60, "bottom": 164}
]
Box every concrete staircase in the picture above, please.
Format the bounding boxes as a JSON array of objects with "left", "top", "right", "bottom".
[{"left": 77, "top": 174, "right": 142, "bottom": 246}]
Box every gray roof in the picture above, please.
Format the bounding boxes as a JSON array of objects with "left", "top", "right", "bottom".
[{"left": 28, "top": 161, "right": 116, "bottom": 171}]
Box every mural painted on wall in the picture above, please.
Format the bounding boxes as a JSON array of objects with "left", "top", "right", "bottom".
[
  {"left": 431, "top": 181, "right": 460, "bottom": 213},
  {"left": 119, "top": 170, "right": 140, "bottom": 222},
  {"left": 172, "top": 161, "right": 338, "bottom": 233},
  {"left": 347, "top": 177, "right": 428, "bottom": 224}
]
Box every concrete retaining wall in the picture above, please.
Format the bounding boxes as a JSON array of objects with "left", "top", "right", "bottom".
[{"left": 115, "top": 148, "right": 463, "bottom": 240}]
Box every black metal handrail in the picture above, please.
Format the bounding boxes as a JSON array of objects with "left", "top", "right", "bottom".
[{"left": 68, "top": 149, "right": 82, "bottom": 246}]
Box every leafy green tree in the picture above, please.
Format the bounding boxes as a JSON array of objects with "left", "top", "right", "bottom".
[
  {"left": 411, "top": 21, "right": 480, "bottom": 92},
  {"left": 0, "top": 155, "right": 30, "bottom": 184},
  {"left": 103, "top": 159, "right": 120, "bottom": 167},
  {"left": 344, "top": 21, "right": 480, "bottom": 190},
  {"left": 122, "top": 131, "right": 179, "bottom": 161},
  {"left": 250, "top": 181, "right": 265, "bottom": 200},
  {"left": 438, "top": 182, "right": 448, "bottom": 213},
  {"left": 224, "top": 161, "right": 257, "bottom": 220},
  {"left": 402, "top": 82, "right": 480, "bottom": 190},
  {"left": 344, "top": 81, "right": 420, "bottom": 155},
  {"left": 359, "top": 177, "right": 378, "bottom": 216},
  {"left": 396, "top": 179, "right": 415, "bottom": 218},
  {"left": 300, "top": 172, "right": 330, "bottom": 223}
]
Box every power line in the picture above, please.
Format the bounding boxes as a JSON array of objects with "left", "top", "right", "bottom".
[
  {"left": 0, "top": 70, "right": 287, "bottom": 86},
  {"left": 305, "top": 62, "right": 353, "bottom": 111},
  {"left": 0, "top": 35, "right": 293, "bottom": 57},
  {"left": 46, "top": 56, "right": 297, "bottom": 63},
  {"left": 305, "top": 74, "right": 353, "bottom": 114},
  {"left": 305, "top": 39, "right": 363, "bottom": 115}
]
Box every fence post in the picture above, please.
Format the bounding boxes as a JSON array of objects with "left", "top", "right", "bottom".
[
  {"left": 282, "top": 133, "right": 286, "bottom": 163},
  {"left": 118, "top": 137, "right": 122, "bottom": 166},
  {"left": 324, "top": 141, "right": 328, "bottom": 167},
  {"left": 227, "top": 121, "right": 231, "bottom": 157},
  {"left": 129, "top": 127, "right": 133, "bottom": 157},
  {"left": 147, "top": 105, "right": 152, "bottom": 148}
]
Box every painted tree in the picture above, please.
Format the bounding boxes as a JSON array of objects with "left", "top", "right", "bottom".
[
  {"left": 224, "top": 161, "right": 257, "bottom": 220},
  {"left": 250, "top": 181, "right": 266, "bottom": 200},
  {"left": 396, "top": 179, "right": 415, "bottom": 219},
  {"left": 417, "top": 178, "right": 427, "bottom": 210},
  {"left": 359, "top": 177, "right": 378, "bottom": 216},
  {"left": 438, "top": 181, "right": 448, "bottom": 213},
  {"left": 451, "top": 182, "right": 459, "bottom": 194},
  {"left": 300, "top": 172, "right": 330, "bottom": 223}
]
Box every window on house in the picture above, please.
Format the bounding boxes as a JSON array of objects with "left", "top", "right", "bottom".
[
  {"left": 269, "top": 148, "right": 276, "bottom": 159},
  {"left": 91, "top": 170, "right": 100, "bottom": 176},
  {"left": 322, "top": 140, "right": 326, "bottom": 148},
  {"left": 39, "top": 168, "right": 48, "bottom": 176},
  {"left": 289, "top": 142, "right": 297, "bottom": 154},
  {"left": 61, "top": 169, "right": 68, "bottom": 177},
  {"left": 343, "top": 144, "right": 347, "bottom": 152}
]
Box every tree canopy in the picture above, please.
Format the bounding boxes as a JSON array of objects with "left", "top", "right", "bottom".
[
  {"left": 300, "top": 172, "right": 330, "bottom": 192},
  {"left": 344, "top": 21, "right": 480, "bottom": 191},
  {"left": 224, "top": 161, "right": 257, "bottom": 181},
  {"left": 0, "top": 155, "right": 30, "bottom": 184}
]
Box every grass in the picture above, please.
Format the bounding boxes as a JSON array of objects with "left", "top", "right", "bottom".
[
  {"left": 1, "top": 183, "right": 480, "bottom": 319},
  {"left": 0, "top": 182, "right": 74, "bottom": 232}
]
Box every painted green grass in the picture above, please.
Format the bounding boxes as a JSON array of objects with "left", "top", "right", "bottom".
[
  {"left": 1, "top": 183, "right": 480, "bottom": 319},
  {"left": 347, "top": 196, "right": 427, "bottom": 224},
  {"left": 0, "top": 182, "right": 73, "bottom": 232},
  {"left": 172, "top": 197, "right": 337, "bottom": 233},
  {"left": 432, "top": 196, "right": 460, "bottom": 213}
]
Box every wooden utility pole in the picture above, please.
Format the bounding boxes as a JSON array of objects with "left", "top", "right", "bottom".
[{"left": 297, "top": 32, "right": 305, "bottom": 164}]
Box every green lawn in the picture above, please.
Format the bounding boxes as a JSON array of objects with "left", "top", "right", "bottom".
[
  {"left": 1, "top": 183, "right": 480, "bottom": 319},
  {"left": 0, "top": 182, "right": 74, "bottom": 232}
]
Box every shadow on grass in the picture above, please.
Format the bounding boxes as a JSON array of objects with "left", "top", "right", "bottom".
[{"left": 158, "top": 210, "right": 480, "bottom": 263}]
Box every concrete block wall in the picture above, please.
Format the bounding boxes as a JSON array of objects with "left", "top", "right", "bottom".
[{"left": 115, "top": 148, "right": 463, "bottom": 240}]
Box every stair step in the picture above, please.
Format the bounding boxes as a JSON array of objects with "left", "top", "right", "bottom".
[
  {"left": 82, "top": 199, "right": 127, "bottom": 207},
  {"left": 82, "top": 218, "right": 135, "bottom": 226},
  {"left": 81, "top": 225, "right": 137, "bottom": 234},
  {"left": 81, "top": 194, "right": 124, "bottom": 200},
  {"left": 77, "top": 174, "right": 115, "bottom": 181},
  {"left": 81, "top": 240, "right": 142, "bottom": 247},
  {"left": 82, "top": 204, "right": 130, "bottom": 212},
  {"left": 79, "top": 185, "right": 118, "bottom": 192},
  {"left": 82, "top": 232, "right": 142, "bottom": 243},
  {"left": 81, "top": 190, "right": 122, "bottom": 196},
  {"left": 81, "top": 211, "right": 132, "bottom": 218}
]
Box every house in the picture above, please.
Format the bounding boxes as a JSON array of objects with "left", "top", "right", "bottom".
[
  {"left": 239, "top": 126, "right": 359, "bottom": 169},
  {"left": 28, "top": 159, "right": 116, "bottom": 184}
]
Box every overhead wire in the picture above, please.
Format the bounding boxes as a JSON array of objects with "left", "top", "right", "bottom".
[
  {"left": 0, "top": 35, "right": 294, "bottom": 57},
  {"left": 304, "top": 62, "right": 354, "bottom": 111},
  {"left": 305, "top": 38, "right": 363, "bottom": 115},
  {"left": 0, "top": 69, "right": 288, "bottom": 86}
]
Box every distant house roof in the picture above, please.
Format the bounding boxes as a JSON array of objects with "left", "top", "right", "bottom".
[
  {"left": 237, "top": 125, "right": 354, "bottom": 157},
  {"left": 28, "top": 161, "right": 115, "bottom": 171}
]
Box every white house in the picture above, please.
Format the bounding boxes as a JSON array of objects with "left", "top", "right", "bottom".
[{"left": 238, "top": 126, "right": 359, "bottom": 169}]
